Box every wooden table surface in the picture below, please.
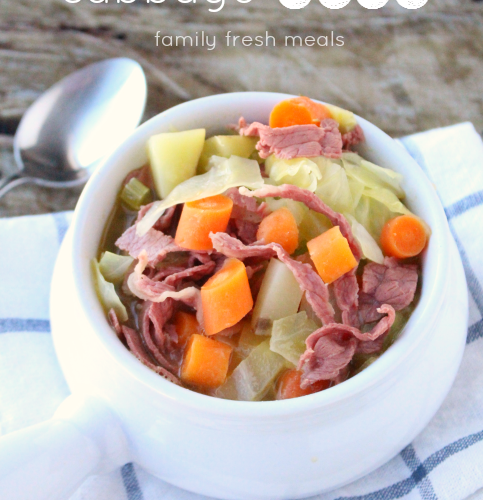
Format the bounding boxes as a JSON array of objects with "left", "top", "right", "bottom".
[{"left": 1, "top": 0, "right": 482, "bottom": 217}]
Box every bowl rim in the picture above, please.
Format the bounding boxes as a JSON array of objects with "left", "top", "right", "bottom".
[{"left": 70, "top": 91, "right": 450, "bottom": 418}]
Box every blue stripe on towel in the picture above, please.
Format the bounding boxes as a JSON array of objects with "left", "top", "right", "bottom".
[
  {"left": 467, "top": 319, "right": 483, "bottom": 344},
  {"left": 334, "top": 429, "right": 483, "bottom": 500},
  {"left": 121, "top": 463, "right": 144, "bottom": 500},
  {"left": 0, "top": 318, "right": 50, "bottom": 333},
  {"left": 400, "top": 445, "right": 437, "bottom": 500},
  {"left": 445, "top": 190, "right": 483, "bottom": 220}
]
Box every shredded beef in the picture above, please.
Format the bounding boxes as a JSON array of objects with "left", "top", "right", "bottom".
[
  {"left": 333, "top": 270, "right": 360, "bottom": 328},
  {"left": 108, "top": 308, "right": 122, "bottom": 338},
  {"left": 116, "top": 225, "right": 183, "bottom": 267},
  {"left": 238, "top": 184, "right": 362, "bottom": 261},
  {"left": 298, "top": 304, "right": 395, "bottom": 387},
  {"left": 121, "top": 325, "right": 180, "bottom": 385},
  {"left": 298, "top": 325, "right": 358, "bottom": 387},
  {"left": 359, "top": 258, "right": 418, "bottom": 323},
  {"left": 342, "top": 125, "right": 365, "bottom": 150},
  {"left": 164, "top": 261, "right": 216, "bottom": 287},
  {"left": 239, "top": 119, "right": 343, "bottom": 160},
  {"left": 210, "top": 232, "right": 335, "bottom": 325},
  {"left": 140, "top": 301, "right": 177, "bottom": 372}
]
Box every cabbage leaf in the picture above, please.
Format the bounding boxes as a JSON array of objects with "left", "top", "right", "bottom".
[
  {"left": 92, "top": 259, "right": 128, "bottom": 322},
  {"left": 270, "top": 312, "right": 318, "bottom": 366},
  {"left": 136, "top": 155, "right": 264, "bottom": 235},
  {"left": 345, "top": 214, "right": 384, "bottom": 264},
  {"left": 265, "top": 155, "right": 322, "bottom": 192}
]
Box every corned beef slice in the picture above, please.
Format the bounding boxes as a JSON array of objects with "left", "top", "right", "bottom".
[
  {"left": 239, "top": 119, "right": 343, "bottom": 160},
  {"left": 359, "top": 257, "right": 418, "bottom": 323},
  {"left": 342, "top": 125, "right": 365, "bottom": 149},
  {"left": 210, "top": 232, "right": 335, "bottom": 325},
  {"left": 298, "top": 304, "right": 396, "bottom": 387}
]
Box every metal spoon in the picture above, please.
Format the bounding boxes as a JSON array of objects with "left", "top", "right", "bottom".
[{"left": 0, "top": 58, "right": 147, "bottom": 198}]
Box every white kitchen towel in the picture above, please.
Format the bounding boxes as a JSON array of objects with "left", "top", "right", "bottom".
[{"left": 0, "top": 122, "right": 482, "bottom": 500}]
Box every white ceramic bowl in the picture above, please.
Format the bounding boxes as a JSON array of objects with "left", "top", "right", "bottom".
[{"left": 0, "top": 93, "right": 468, "bottom": 500}]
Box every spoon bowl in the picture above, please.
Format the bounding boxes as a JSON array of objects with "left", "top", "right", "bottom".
[{"left": 0, "top": 58, "right": 147, "bottom": 198}]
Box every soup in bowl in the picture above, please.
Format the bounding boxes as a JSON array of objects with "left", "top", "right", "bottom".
[{"left": 46, "top": 92, "right": 467, "bottom": 500}]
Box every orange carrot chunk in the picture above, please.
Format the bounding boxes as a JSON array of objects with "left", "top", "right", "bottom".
[
  {"left": 175, "top": 194, "right": 233, "bottom": 251},
  {"left": 307, "top": 226, "right": 357, "bottom": 284},
  {"left": 380, "top": 215, "right": 428, "bottom": 259},
  {"left": 290, "top": 96, "right": 332, "bottom": 125},
  {"left": 269, "top": 100, "right": 314, "bottom": 129},
  {"left": 181, "top": 334, "right": 232, "bottom": 389},
  {"left": 174, "top": 311, "right": 202, "bottom": 347},
  {"left": 256, "top": 207, "right": 299, "bottom": 254},
  {"left": 201, "top": 258, "right": 254, "bottom": 336},
  {"left": 276, "top": 369, "right": 330, "bottom": 400}
]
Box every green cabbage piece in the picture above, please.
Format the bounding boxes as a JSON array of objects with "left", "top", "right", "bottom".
[
  {"left": 345, "top": 214, "right": 384, "bottom": 264},
  {"left": 136, "top": 155, "right": 264, "bottom": 235},
  {"left": 298, "top": 210, "right": 332, "bottom": 243},
  {"left": 99, "top": 252, "right": 134, "bottom": 284},
  {"left": 92, "top": 259, "right": 128, "bottom": 322},
  {"left": 216, "top": 341, "right": 288, "bottom": 401},
  {"left": 270, "top": 311, "right": 318, "bottom": 366},
  {"left": 313, "top": 157, "right": 354, "bottom": 214},
  {"left": 342, "top": 153, "right": 405, "bottom": 199},
  {"left": 265, "top": 155, "right": 322, "bottom": 192}
]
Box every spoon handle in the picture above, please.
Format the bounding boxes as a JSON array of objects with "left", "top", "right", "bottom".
[{"left": 0, "top": 173, "right": 31, "bottom": 199}]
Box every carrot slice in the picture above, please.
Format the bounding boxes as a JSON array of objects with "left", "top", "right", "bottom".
[
  {"left": 269, "top": 97, "right": 333, "bottom": 128},
  {"left": 201, "top": 258, "right": 254, "bottom": 336},
  {"left": 307, "top": 226, "right": 357, "bottom": 284},
  {"left": 175, "top": 194, "right": 233, "bottom": 251},
  {"left": 380, "top": 215, "right": 428, "bottom": 259},
  {"left": 269, "top": 100, "right": 314, "bottom": 128},
  {"left": 256, "top": 207, "right": 299, "bottom": 254},
  {"left": 276, "top": 369, "right": 330, "bottom": 400},
  {"left": 181, "top": 334, "right": 232, "bottom": 389},
  {"left": 174, "top": 311, "right": 202, "bottom": 347},
  {"left": 290, "top": 96, "right": 332, "bottom": 125}
]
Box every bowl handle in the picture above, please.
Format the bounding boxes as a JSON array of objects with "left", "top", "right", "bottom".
[{"left": 0, "top": 394, "right": 130, "bottom": 500}]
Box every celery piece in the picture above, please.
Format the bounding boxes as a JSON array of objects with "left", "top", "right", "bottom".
[
  {"left": 216, "top": 340, "right": 287, "bottom": 401},
  {"left": 120, "top": 178, "right": 151, "bottom": 211},
  {"left": 92, "top": 259, "right": 128, "bottom": 322},
  {"left": 251, "top": 258, "right": 303, "bottom": 336},
  {"left": 99, "top": 251, "right": 134, "bottom": 284},
  {"left": 198, "top": 135, "right": 258, "bottom": 173},
  {"left": 270, "top": 312, "right": 318, "bottom": 366}
]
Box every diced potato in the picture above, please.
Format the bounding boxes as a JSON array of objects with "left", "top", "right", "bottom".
[
  {"left": 216, "top": 341, "right": 287, "bottom": 401},
  {"left": 198, "top": 136, "right": 258, "bottom": 173},
  {"left": 325, "top": 104, "right": 357, "bottom": 134},
  {"left": 251, "top": 258, "right": 303, "bottom": 335},
  {"left": 148, "top": 129, "right": 206, "bottom": 199}
]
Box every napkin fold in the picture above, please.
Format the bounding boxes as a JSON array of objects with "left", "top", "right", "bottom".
[{"left": 1, "top": 123, "right": 483, "bottom": 500}]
